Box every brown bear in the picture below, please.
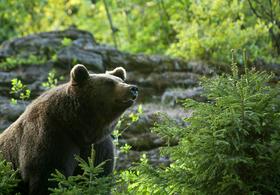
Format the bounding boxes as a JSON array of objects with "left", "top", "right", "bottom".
[{"left": 0, "top": 64, "right": 138, "bottom": 195}]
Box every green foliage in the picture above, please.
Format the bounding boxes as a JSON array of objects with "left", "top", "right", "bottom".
[
  {"left": 1, "top": 0, "right": 278, "bottom": 66},
  {"left": 113, "top": 104, "right": 142, "bottom": 149},
  {"left": 10, "top": 78, "right": 31, "bottom": 104},
  {"left": 247, "top": 0, "right": 280, "bottom": 55},
  {"left": 129, "top": 104, "right": 142, "bottom": 122},
  {"left": 42, "top": 69, "right": 64, "bottom": 89},
  {"left": 110, "top": 0, "right": 175, "bottom": 54},
  {"left": 167, "top": 0, "right": 275, "bottom": 65},
  {"left": 61, "top": 38, "right": 73, "bottom": 47},
  {"left": 119, "top": 144, "right": 131, "bottom": 154},
  {"left": 0, "top": 153, "right": 20, "bottom": 195},
  {"left": 0, "top": 55, "right": 47, "bottom": 71},
  {"left": 180, "top": 72, "right": 280, "bottom": 194},
  {"left": 0, "top": 0, "right": 43, "bottom": 43},
  {"left": 49, "top": 146, "right": 113, "bottom": 195},
  {"left": 117, "top": 56, "right": 280, "bottom": 194},
  {"left": 114, "top": 153, "right": 175, "bottom": 195}
]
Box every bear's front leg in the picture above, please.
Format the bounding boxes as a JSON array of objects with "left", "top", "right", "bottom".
[
  {"left": 94, "top": 136, "right": 115, "bottom": 176},
  {"left": 27, "top": 174, "right": 50, "bottom": 195},
  {"left": 19, "top": 160, "right": 53, "bottom": 195}
]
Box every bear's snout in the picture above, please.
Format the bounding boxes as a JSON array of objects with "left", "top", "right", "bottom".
[{"left": 129, "top": 85, "right": 138, "bottom": 100}]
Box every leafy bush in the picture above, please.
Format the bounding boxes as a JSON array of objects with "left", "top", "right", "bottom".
[
  {"left": 42, "top": 69, "right": 64, "bottom": 89},
  {"left": 117, "top": 53, "right": 280, "bottom": 194},
  {"left": 10, "top": 78, "right": 31, "bottom": 105},
  {"left": 0, "top": 153, "right": 20, "bottom": 194}
]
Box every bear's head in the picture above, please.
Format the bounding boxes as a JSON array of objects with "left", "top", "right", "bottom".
[{"left": 69, "top": 64, "right": 138, "bottom": 126}]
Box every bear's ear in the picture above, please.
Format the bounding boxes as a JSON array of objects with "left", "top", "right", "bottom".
[
  {"left": 106, "top": 67, "right": 126, "bottom": 81},
  {"left": 70, "top": 64, "right": 89, "bottom": 85}
]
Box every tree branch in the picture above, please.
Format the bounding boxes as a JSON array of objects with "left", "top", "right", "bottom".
[{"left": 102, "top": 0, "right": 118, "bottom": 48}]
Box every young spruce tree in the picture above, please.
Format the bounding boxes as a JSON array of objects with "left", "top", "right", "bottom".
[{"left": 118, "top": 51, "right": 280, "bottom": 194}]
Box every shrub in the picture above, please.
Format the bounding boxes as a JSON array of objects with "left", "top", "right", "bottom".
[{"left": 117, "top": 52, "right": 280, "bottom": 194}]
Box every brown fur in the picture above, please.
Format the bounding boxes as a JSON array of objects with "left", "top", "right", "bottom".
[{"left": 0, "top": 64, "right": 137, "bottom": 195}]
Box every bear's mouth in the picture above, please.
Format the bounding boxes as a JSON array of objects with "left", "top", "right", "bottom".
[{"left": 117, "top": 90, "right": 138, "bottom": 107}]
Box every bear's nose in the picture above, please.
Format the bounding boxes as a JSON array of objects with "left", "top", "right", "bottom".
[{"left": 130, "top": 86, "right": 138, "bottom": 99}]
